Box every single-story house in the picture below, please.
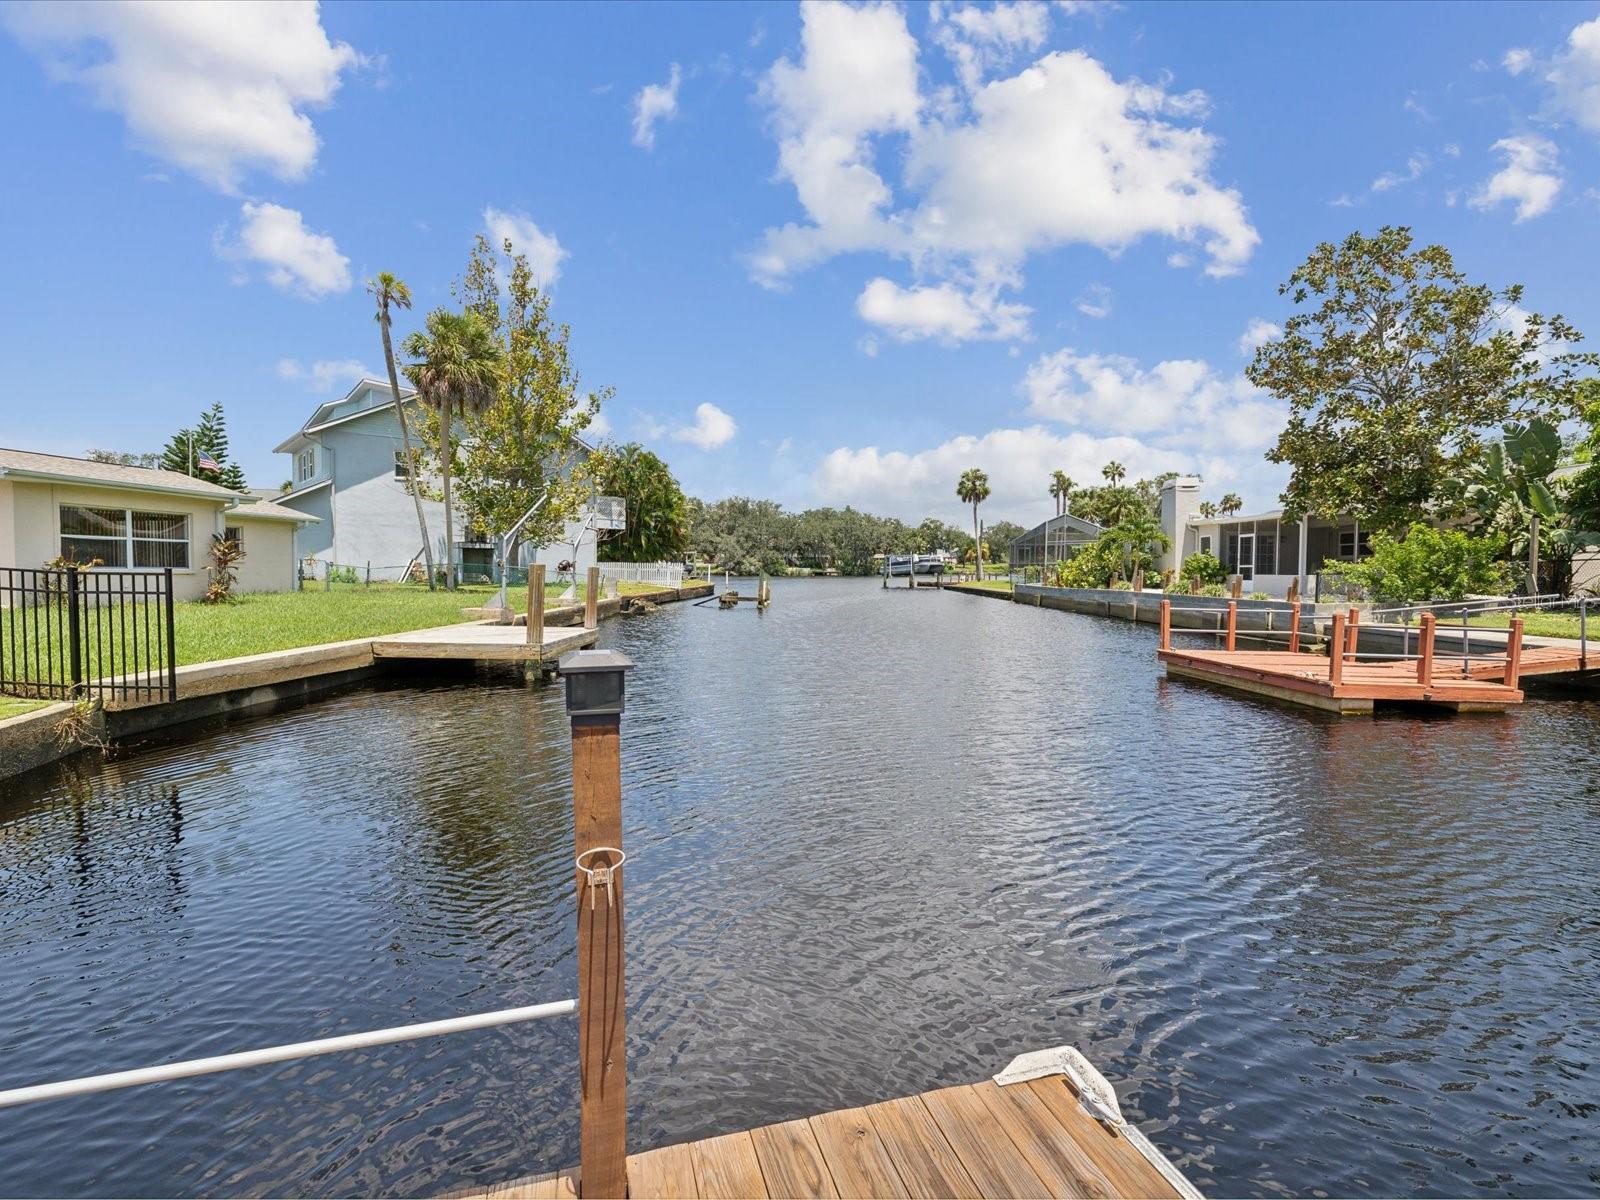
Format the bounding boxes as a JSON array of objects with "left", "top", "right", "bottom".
[
  {"left": 1159, "top": 475, "right": 1370, "bottom": 596},
  {"left": 0, "top": 447, "right": 315, "bottom": 600}
]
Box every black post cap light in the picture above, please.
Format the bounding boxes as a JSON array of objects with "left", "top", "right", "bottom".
[{"left": 558, "top": 649, "right": 635, "bottom": 717}]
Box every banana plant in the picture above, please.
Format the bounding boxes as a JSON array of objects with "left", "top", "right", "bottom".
[{"left": 1467, "top": 418, "right": 1599, "bottom": 593}]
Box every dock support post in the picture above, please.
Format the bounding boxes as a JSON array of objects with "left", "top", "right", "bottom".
[
  {"left": 1159, "top": 599, "right": 1171, "bottom": 651},
  {"left": 1329, "top": 611, "right": 1346, "bottom": 686},
  {"left": 1346, "top": 607, "right": 1360, "bottom": 658},
  {"left": 1504, "top": 617, "right": 1524, "bottom": 687},
  {"left": 1417, "top": 612, "right": 1436, "bottom": 684},
  {"left": 585, "top": 566, "right": 600, "bottom": 630},
  {"left": 527, "top": 564, "right": 545, "bottom": 645},
  {"left": 560, "top": 650, "right": 634, "bottom": 1200},
  {"left": 1226, "top": 601, "right": 1237, "bottom": 652},
  {"left": 1289, "top": 600, "right": 1301, "bottom": 653}
]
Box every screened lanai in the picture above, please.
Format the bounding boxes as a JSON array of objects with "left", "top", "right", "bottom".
[{"left": 1009, "top": 512, "right": 1104, "bottom": 567}]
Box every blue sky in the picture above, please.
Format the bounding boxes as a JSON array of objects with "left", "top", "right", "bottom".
[{"left": 2, "top": 1, "right": 1598, "bottom": 527}]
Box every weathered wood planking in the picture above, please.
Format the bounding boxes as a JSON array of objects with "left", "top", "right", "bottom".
[{"left": 448, "top": 1078, "right": 1189, "bottom": 1199}]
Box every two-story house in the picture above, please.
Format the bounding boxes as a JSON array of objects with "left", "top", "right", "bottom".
[{"left": 274, "top": 378, "right": 599, "bottom": 583}]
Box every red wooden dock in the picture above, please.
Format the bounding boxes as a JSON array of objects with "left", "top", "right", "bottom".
[{"left": 1155, "top": 602, "right": 1577, "bottom": 714}]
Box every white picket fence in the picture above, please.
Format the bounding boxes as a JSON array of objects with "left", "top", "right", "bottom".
[{"left": 596, "top": 561, "right": 685, "bottom": 587}]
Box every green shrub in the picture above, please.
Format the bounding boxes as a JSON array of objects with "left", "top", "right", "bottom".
[
  {"left": 1180, "top": 550, "right": 1226, "bottom": 586},
  {"left": 1326, "top": 523, "right": 1510, "bottom": 605}
]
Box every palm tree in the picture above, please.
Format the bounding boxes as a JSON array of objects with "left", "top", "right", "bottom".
[
  {"left": 1198, "top": 501, "right": 1218, "bottom": 520},
  {"left": 956, "top": 468, "right": 991, "bottom": 578},
  {"left": 368, "top": 273, "right": 436, "bottom": 589},
  {"left": 1049, "top": 470, "right": 1074, "bottom": 517},
  {"left": 1113, "top": 508, "right": 1170, "bottom": 576},
  {"left": 1220, "top": 492, "right": 1243, "bottom": 517},
  {"left": 403, "top": 309, "right": 503, "bottom": 590},
  {"left": 1102, "top": 461, "right": 1127, "bottom": 487}
]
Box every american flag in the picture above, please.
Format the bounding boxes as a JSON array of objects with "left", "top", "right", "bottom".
[{"left": 196, "top": 451, "right": 221, "bottom": 472}]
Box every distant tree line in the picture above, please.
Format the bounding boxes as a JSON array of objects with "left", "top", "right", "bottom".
[{"left": 686, "top": 498, "right": 989, "bottom": 576}]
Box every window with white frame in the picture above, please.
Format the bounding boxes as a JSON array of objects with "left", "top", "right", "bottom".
[
  {"left": 296, "top": 447, "right": 316, "bottom": 483},
  {"left": 1199, "top": 534, "right": 1212, "bottom": 556},
  {"left": 59, "top": 506, "right": 190, "bottom": 569},
  {"left": 1339, "top": 527, "right": 1371, "bottom": 559},
  {"left": 393, "top": 449, "right": 410, "bottom": 479},
  {"left": 224, "top": 525, "right": 244, "bottom": 548}
]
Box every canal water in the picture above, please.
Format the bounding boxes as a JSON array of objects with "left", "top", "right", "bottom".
[{"left": 1, "top": 578, "right": 1597, "bottom": 1198}]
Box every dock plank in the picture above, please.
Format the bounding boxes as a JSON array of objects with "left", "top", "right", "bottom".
[
  {"left": 1020, "top": 1079, "right": 1178, "bottom": 1200},
  {"left": 862, "top": 1095, "right": 981, "bottom": 1199},
  {"left": 809, "top": 1106, "right": 910, "bottom": 1198},
  {"left": 920, "top": 1084, "right": 1052, "bottom": 1199},
  {"left": 974, "top": 1080, "right": 1116, "bottom": 1199},
  {"left": 750, "top": 1118, "right": 840, "bottom": 1199},
  {"left": 692, "top": 1131, "right": 768, "bottom": 1200},
  {"left": 629, "top": 1142, "right": 700, "bottom": 1199}
]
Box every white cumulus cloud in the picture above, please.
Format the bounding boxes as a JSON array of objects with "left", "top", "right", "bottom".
[
  {"left": 751, "top": 3, "right": 1256, "bottom": 342},
  {"left": 1470, "top": 135, "right": 1561, "bottom": 221},
  {"left": 218, "top": 202, "right": 350, "bottom": 297},
  {"left": 631, "top": 62, "right": 682, "bottom": 150},
  {"left": 483, "top": 206, "right": 567, "bottom": 286},
  {"left": 1237, "top": 317, "right": 1281, "bottom": 355},
  {"left": 673, "top": 402, "right": 737, "bottom": 450},
  {"left": 1546, "top": 16, "right": 1600, "bottom": 130},
  {"left": 856, "top": 277, "right": 1031, "bottom": 343},
  {"left": 1503, "top": 47, "right": 1534, "bottom": 76},
  {"left": 276, "top": 357, "right": 371, "bottom": 392},
  {"left": 2, "top": 0, "right": 361, "bottom": 193}
]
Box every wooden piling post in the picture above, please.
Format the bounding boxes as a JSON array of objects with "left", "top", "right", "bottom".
[
  {"left": 1226, "top": 600, "right": 1237, "bottom": 652},
  {"left": 585, "top": 566, "right": 600, "bottom": 630},
  {"left": 1345, "top": 606, "right": 1360, "bottom": 658},
  {"left": 561, "top": 652, "right": 632, "bottom": 1199},
  {"left": 526, "top": 564, "right": 545, "bottom": 645},
  {"left": 1504, "top": 616, "right": 1524, "bottom": 687},
  {"left": 1417, "top": 612, "right": 1436, "bottom": 684},
  {"left": 1159, "top": 599, "right": 1171, "bottom": 651},
  {"left": 1289, "top": 600, "right": 1301, "bottom": 653},
  {"left": 1329, "top": 611, "right": 1346, "bottom": 685},
  {"left": 1230, "top": 574, "right": 1243, "bottom": 600}
]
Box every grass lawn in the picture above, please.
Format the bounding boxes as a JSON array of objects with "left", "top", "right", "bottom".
[
  {"left": 3, "top": 578, "right": 689, "bottom": 686},
  {"left": 0, "top": 697, "right": 50, "bottom": 721},
  {"left": 1465, "top": 610, "right": 1588, "bottom": 640},
  {"left": 954, "top": 579, "right": 1014, "bottom": 593}
]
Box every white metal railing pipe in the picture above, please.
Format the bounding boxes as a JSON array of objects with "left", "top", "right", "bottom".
[{"left": 0, "top": 998, "right": 576, "bottom": 1111}]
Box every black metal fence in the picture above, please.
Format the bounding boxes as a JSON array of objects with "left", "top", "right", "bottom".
[{"left": 0, "top": 567, "right": 177, "bottom": 704}]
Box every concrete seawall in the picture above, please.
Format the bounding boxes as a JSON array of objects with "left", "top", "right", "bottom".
[{"left": 2, "top": 582, "right": 715, "bottom": 782}]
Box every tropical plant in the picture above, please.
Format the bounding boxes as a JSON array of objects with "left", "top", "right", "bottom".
[
  {"left": 1197, "top": 501, "right": 1218, "bottom": 520},
  {"left": 369, "top": 272, "right": 436, "bottom": 590},
  {"left": 590, "top": 442, "right": 690, "bottom": 561},
  {"left": 1249, "top": 225, "right": 1594, "bottom": 528},
  {"left": 1049, "top": 470, "right": 1074, "bottom": 516},
  {"left": 1179, "top": 550, "right": 1226, "bottom": 586},
  {"left": 956, "top": 467, "right": 992, "bottom": 578},
  {"left": 1110, "top": 509, "right": 1170, "bottom": 575},
  {"left": 1219, "top": 492, "right": 1243, "bottom": 517},
  {"left": 1101, "top": 461, "right": 1126, "bottom": 487},
  {"left": 202, "top": 532, "right": 246, "bottom": 603},
  {"left": 403, "top": 309, "right": 503, "bottom": 590},
  {"left": 1463, "top": 417, "right": 1599, "bottom": 593},
  {"left": 1323, "top": 523, "right": 1510, "bottom": 605}
]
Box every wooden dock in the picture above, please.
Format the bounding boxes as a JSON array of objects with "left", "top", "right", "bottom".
[
  {"left": 371, "top": 622, "right": 598, "bottom": 664},
  {"left": 1155, "top": 601, "right": 1561, "bottom": 714},
  {"left": 455, "top": 1069, "right": 1195, "bottom": 1200}
]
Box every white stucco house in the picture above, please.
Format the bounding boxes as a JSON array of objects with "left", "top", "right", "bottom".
[
  {"left": 0, "top": 447, "right": 313, "bottom": 600},
  {"left": 1159, "top": 475, "right": 1373, "bottom": 597},
  {"left": 274, "top": 379, "right": 600, "bottom": 584}
]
